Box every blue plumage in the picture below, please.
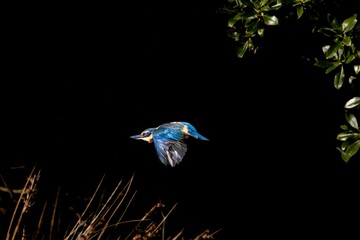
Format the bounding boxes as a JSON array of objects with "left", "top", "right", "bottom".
[{"left": 130, "top": 121, "right": 209, "bottom": 167}]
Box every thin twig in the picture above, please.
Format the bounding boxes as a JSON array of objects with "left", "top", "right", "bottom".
[{"left": 49, "top": 186, "right": 61, "bottom": 240}]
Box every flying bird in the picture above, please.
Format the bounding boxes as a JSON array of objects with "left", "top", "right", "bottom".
[{"left": 130, "top": 121, "right": 209, "bottom": 167}]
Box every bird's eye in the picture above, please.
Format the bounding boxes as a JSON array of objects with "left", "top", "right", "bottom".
[{"left": 141, "top": 131, "right": 148, "bottom": 137}]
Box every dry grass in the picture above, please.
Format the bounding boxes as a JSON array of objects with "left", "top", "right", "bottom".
[{"left": 1, "top": 166, "right": 223, "bottom": 240}]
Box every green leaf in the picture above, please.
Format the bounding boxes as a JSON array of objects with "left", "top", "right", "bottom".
[
  {"left": 345, "top": 140, "right": 360, "bottom": 159},
  {"left": 296, "top": 6, "right": 303, "bottom": 19},
  {"left": 317, "top": 28, "right": 337, "bottom": 37},
  {"left": 228, "top": 17, "right": 239, "bottom": 28},
  {"left": 325, "top": 62, "right": 341, "bottom": 74},
  {"left": 337, "top": 132, "right": 359, "bottom": 141},
  {"left": 228, "top": 31, "right": 240, "bottom": 41},
  {"left": 325, "top": 42, "right": 342, "bottom": 59},
  {"left": 322, "top": 45, "right": 330, "bottom": 54},
  {"left": 345, "top": 53, "right": 357, "bottom": 64},
  {"left": 250, "top": 0, "right": 260, "bottom": 8},
  {"left": 269, "top": 2, "right": 282, "bottom": 10},
  {"left": 328, "top": 14, "right": 341, "bottom": 31},
  {"left": 337, "top": 44, "right": 345, "bottom": 58},
  {"left": 237, "top": 40, "right": 249, "bottom": 58},
  {"left": 349, "top": 76, "right": 357, "bottom": 84},
  {"left": 340, "top": 124, "right": 349, "bottom": 130},
  {"left": 337, "top": 147, "right": 351, "bottom": 162},
  {"left": 246, "top": 19, "right": 260, "bottom": 34},
  {"left": 292, "top": 0, "right": 302, "bottom": 7},
  {"left": 342, "top": 36, "right": 352, "bottom": 46},
  {"left": 263, "top": 15, "right": 279, "bottom": 25},
  {"left": 345, "top": 97, "right": 360, "bottom": 109},
  {"left": 354, "top": 65, "right": 360, "bottom": 75},
  {"left": 237, "top": 0, "right": 251, "bottom": 6},
  {"left": 239, "top": 11, "right": 258, "bottom": 19},
  {"left": 228, "top": 14, "right": 242, "bottom": 27},
  {"left": 314, "top": 59, "right": 334, "bottom": 69},
  {"left": 341, "top": 139, "right": 352, "bottom": 150},
  {"left": 257, "top": 28, "right": 265, "bottom": 37},
  {"left": 334, "top": 65, "right": 345, "bottom": 89},
  {"left": 259, "top": 0, "right": 269, "bottom": 8},
  {"left": 342, "top": 14, "right": 358, "bottom": 33},
  {"left": 228, "top": 12, "right": 257, "bottom": 27},
  {"left": 345, "top": 112, "right": 359, "bottom": 129}
]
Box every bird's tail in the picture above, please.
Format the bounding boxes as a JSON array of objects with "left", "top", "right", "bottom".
[{"left": 181, "top": 122, "right": 209, "bottom": 141}]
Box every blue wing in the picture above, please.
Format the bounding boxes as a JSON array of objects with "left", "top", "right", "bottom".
[
  {"left": 150, "top": 122, "right": 207, "bottom": 166},
  {"left": 154, "top": 123, "right": 184, "bottom": 140},
  {"left": 153, "top": 137, "right": 187, "bottom": 167}
]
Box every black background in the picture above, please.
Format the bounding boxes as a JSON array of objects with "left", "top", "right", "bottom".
[{"left": 2, "top": 1, "right": 360, "bottom": 239}]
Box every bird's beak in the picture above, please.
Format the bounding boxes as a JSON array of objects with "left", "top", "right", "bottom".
[{"left": 130, "top": 134, "right": 143, "bottom": 140}]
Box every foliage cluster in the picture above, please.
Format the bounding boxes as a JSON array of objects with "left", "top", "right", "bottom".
[{"left": 220, "top": 0, "right": 360, "bottom": 162}]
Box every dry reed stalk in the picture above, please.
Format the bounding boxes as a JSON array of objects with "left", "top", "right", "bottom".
[
  {"left": 3, "top": 167, "right": 223, "bottom": 240},
  {"left": 64, "top": 173, "right": 141, "bottom": 240},
  {"left": 6, "top": 167, "right": 40, "bottom": 240}
]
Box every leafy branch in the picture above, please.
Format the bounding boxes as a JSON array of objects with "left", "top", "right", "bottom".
[
  {"left": 219, "top": 0, "right": 360, "bottom": 162},
  {"left": 336, "top": 97, "right": 360, "bottom": 162},
  {"left": 315, "top": 14, "right": 360, "bottom": 162},
  {"left": 220, "top": 0, "right": 320, "bottom": 57}
]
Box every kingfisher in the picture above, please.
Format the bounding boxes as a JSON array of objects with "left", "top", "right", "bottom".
[{"left": 130, "top": 121, "right": 209, "bottom": 167}]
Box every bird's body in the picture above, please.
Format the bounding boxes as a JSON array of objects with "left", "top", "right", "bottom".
[{"left": 130, "top": 121, "right": 209, "bottom": 167}]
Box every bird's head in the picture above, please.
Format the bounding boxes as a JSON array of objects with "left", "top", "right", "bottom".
[{"left": 130, "top": 128, "right": 155, "bottom": 143}]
